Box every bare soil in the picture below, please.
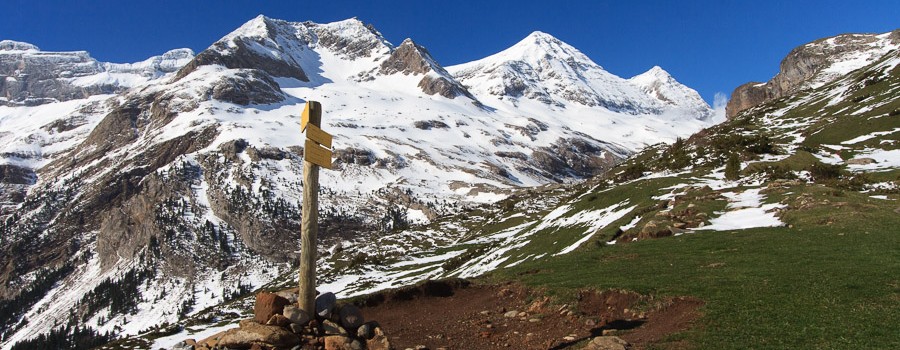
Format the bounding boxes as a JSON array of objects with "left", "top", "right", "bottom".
[{"left": 355, "top": 279, "right": 703, "bottom": 350}]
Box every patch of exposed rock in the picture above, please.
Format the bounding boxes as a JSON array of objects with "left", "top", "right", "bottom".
[{"left": 379, "top": 39, "right": 474, "bottom": 99}]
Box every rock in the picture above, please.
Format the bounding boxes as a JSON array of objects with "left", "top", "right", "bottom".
[
  {"left": 198, "top": 330, "right": 228, "bottom": 348},
  {"left": 529, "top": 318, "right": 540, "bottom": 323},
  {"left": 349, "top": 339, "right": 364, "bottom": 350},
  {"left": 316, "top": 292, "right": 337, "bottom": 318},
  {"left": 323, "top": 319, "right": 348, "bottom": 336},
  {"left": 846, "top": 157, "right": 877, "bottom": 165},
  {"left": 284, "top": 305, "right": 312, "bottom": 325},
  {"left": 357, "top": 321, "right": 379, "bottom": 340},
  {"left": 324, "top": 335, "right": 353, "bottom": 350},
  {"left": 267, "top": 314, "right": 291, "bottom": 327},
  {"left": 338, "top": 304, "right": 364, "bottom": 331},
  {"left": 217, "top": 321, "right": 301, "bottom": 348},
  {"left": 584, "top": 336, "right": 630, "bottom": 350},
  {"left": 366, "top": 327, "right": 392, "bottom": 350},
  {"left": 503, "top": 310, "right": 519, "bottom": 318},
  {"left": 290, "top": 322, "right": 304, "bottom": 334},
  {"left": 276, "top": 290, "right": 300, "bottom": 304},
  {"left": 255, "top": 292, "right": 291, "bottom": 324},
  {"left": 170, "top": 341, "right": 194, "bottom": 350}
]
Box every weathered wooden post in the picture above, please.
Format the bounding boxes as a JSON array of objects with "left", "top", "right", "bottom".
[{"left": 299, "top": 101, "right": 333, "bottom": 315}]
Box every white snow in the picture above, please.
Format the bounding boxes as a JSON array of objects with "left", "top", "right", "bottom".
[
  {"left": 695, "top": 188, "right": 785, "bottom": 231},
  {"left": 847, "top": 149, "right": 900, "bottom": 171},
  {"left": 841, "top": 128, "right": 900, "bottom": 145}
]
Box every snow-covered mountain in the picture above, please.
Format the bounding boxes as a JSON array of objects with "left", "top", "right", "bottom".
[
  {"left": 448, "top": 31, "right": 711, "bottom": 118},
  {"left": 0, "top": 16, "right": 715, "bottom": 348}
]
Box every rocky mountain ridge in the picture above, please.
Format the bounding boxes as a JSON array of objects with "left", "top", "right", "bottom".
[
  {"left": 726, "top": 29, "right": 900, "bottom": 118},
  {"left": 0, "top": 39, "right": 193, "bottom": 106}
]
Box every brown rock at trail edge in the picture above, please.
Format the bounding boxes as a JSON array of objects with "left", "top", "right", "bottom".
[
  {"left": 324, "top": 335, "right": 353, "bottom": 350},
  {"left": 366, "top": 326, "right": 392, "bottom": 350},
  {"left": 218, "top": 321, "right": 301, "bottom": 348},
  {"left": 267, "top": 313, "right": 291, "bottom": 327},
  {"left": 583, "top": 336, "right": 630, "bottom": 350},
  {"left": 255, "top": 292, "right": 291, "bottom": 324}
]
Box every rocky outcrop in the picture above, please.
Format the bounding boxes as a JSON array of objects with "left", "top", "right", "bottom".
[
  {"left": 726, "top": 29, "right": 900, "bottom": 118},
  {"left": 0, "top": 40, "right": 191, "bottom": 106},
  {"left": 380, "top": 39, "right": 474, "bottom": 99},
  {"left": 207, "top": 69, "right": 285, "bottom": 105}
]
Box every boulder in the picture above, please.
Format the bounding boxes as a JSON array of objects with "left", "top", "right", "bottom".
[
  {"left": 584, "top": 336, "right": 630, "bottom": 350},
  {"left": 217, "top": 321, "right": 301, "bottom": 348},
  {"left": 356, "top": 321, "right": 380, "bottom": 340},
  {"left": 366, "top": 326, "right": 392, "bottom": 350},
  {"left": 284, "top": 305, "right": 312, "bottom": 325},
  {"left": 316, "top": 292, "right": 337, "bottom": 318},
  {"left": 323, "top": 319, "right": 348, "bottom": 335},
  {"left": 170, "top": 341, "right": 194, "bottom": 350},
  {"left": 324, "top": 335, "right": 353, "bottom": 350},
  {"left": 267, "top": 314, "right": 291, "bottom": 327},
  {"left": 255, "top": 292, "right": 291, "bottom": 324},
  {"left": 338, "top": 304, "right": 364, "bottom": 331},
  {"left": 846, "top": 157, "right": 877, "bottom": 165}
]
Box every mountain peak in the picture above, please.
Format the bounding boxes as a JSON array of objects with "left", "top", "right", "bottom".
[{"left": 0, "top": 40, "right": 40, "bottom": 52}]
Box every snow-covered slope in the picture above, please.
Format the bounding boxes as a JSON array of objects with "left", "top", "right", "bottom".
[{"left": 0, "top": 16, "right": 718, "bottom": 348}]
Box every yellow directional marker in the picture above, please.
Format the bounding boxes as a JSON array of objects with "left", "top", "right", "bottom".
[
  {"left": 305, "top": 123, "right": 333, "bottom": 149},
  {"left": 301, "top": 101, "right": 321, "bottom": 132},
  {"left": 304, "top": 139, "right": 332, "bottom": 169}
]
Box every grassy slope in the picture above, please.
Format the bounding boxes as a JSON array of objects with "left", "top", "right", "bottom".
[
  {"left": 490, "top": 51, "right": 900, "bottom": 348},
  {"left": 500, "top": 185, "right": 899, "bottom": 349}
]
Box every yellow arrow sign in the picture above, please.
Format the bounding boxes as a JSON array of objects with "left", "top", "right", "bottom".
[
  {"left": 301, "top": 101, "right": 321, "bottom": 132},
  {"left": 304, "top": 139, "right": 332, "bottom": 169},
  {"left": 306, "top": 123, "right": 332, "bottom": 149}
]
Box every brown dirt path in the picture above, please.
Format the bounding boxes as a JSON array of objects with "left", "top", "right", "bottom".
[{"left": 355, "top": 279, "right": 703, "bottom": 350}]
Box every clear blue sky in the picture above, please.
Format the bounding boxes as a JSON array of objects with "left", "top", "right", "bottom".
[{"left": 2, "top": 0, "right": 898, "bottom": 104}]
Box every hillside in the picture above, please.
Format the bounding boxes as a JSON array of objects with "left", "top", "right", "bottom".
[{"left": 125, "top": 30, "right": 900, "bottom": 350}]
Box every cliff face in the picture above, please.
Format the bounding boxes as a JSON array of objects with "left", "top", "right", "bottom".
[{"left": 726, "top": 29, "right": 900, "bottom": 118}]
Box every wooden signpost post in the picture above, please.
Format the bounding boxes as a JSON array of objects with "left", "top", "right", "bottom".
[{"left": 299, "top": 101, "right": 333, "bottom": 315}]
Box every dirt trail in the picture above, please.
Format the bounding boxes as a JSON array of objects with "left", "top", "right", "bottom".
[{"left": 356, "top": 280, "right": 702, "bottom": 350}]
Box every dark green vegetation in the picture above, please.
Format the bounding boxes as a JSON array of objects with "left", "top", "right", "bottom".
[{"left": 9, "top": 324, "right": 111, "bottom": 350}]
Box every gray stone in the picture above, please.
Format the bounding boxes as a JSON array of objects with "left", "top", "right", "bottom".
[
  {"left": 584, "top": 336, "right": 630, "bottom": 350},
  {"left": 284, "top": 305, "right": 311, "bottom": 325},
  {"left": 503, "top": 310, "right": 519, "bottom": 318},
  {"left": 169, "top": 341, "right": 194, "bottom": 350},
  {"left": 316, "top": 292, "right": 337, "bottom": 318}
]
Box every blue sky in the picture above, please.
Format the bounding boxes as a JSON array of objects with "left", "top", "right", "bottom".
[{"left": 2, "top": 0, "right": 898, "bottom": 104}]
